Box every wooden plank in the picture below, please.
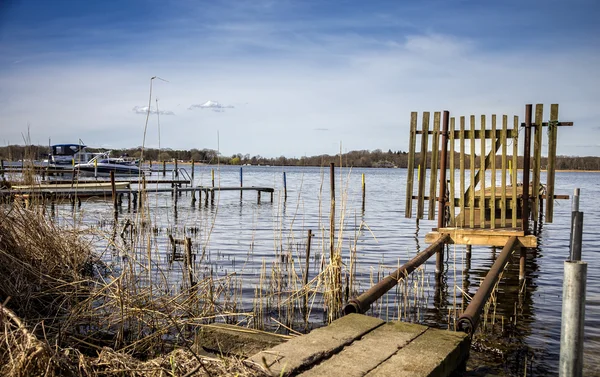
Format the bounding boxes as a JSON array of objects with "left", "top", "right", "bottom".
[
  {"left": 246, "top": 314, "right": 384, "bottom": 376},
  {"left": 425, "top": 231, "right": 537, "bottom": 248},
  {"left": 532, "top": 104, "right": 544, "bottom": 221},
  {"left": 469, "top": 115, "right": 476, "bottom": 228},
  {"left": 365, "top": 328, "right": 470, "bottom": 377},
  {"left": 299, "top": 322, "right": 427, "bottom": 377},
  {"left": 546, "top": 104, "right": 559, "bottom": 223},
  {"left": 448, "top": 117, "right": 456, "bottom": 225},
  {"left": 512, "top": 116, "right": 519, "bottom": 227},
  {"left": 459, "top": 116, "right": 466, "bottom": 227},
  {"left": 417, "top": 112, "right": 430, "bottom": 220},
  {"left": 405, "top": 112, "right": 418, "bottom": 218},
  {"left": 501, "top": 115, "right": 508, "bottom": 228},
  {"left": 480, "top": 115, "right": 486, "bottom": 229},
  {"left": 490, "top": 115, "right": 497, "bottom": 229},
  {"left": 428, "top": 112, "right": 441, "bottom": 220}
]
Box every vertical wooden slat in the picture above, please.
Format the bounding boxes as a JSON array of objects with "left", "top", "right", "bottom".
[
  {"left": 480, "top": 115, "right": 486, "bottom": 228},
  {"left": 405, "top": 112, "right": 417, "bottom": 218},
  {"left": 459, "top": 116, "right": 466, "bottom": 227},
  {"left": 501, "top": 115, "right": 508, "bottom": 227},
  {"left": 470, "top": 115, "right": 476, "bottom": 228},
  {"left": 512, "top": 116, "right": 519, "bottom": 228},
  {"left": 428, "top": 112, "right": 441, "bottom": 220},
  {"left": 546, "top": 104, "right": 559, "bottom": 223},
  {"left": 531, "top": 104, "right": 544, "bottom": 221},
  {"left": 490, "top": 115, "right": 497, "bottom": 229},
  {"left": 449, "top": 117, "right": 456, "bottom": 225},
  {"left": 417, "top": 112, "right": 430, "bottom": 220}
]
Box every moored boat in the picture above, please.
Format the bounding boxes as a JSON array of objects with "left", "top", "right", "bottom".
[{"left": 75, "top": 152, "right": 142, "bottom": 177}]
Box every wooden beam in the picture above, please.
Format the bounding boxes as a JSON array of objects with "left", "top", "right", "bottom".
[{"left": 425, "top": 230, "right": 537, "bottom": 248}]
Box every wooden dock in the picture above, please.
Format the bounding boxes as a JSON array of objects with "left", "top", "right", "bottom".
[{"left": 246, "top": 314, "right": 469, "bottom": 377}]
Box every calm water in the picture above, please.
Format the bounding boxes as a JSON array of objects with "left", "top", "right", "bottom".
[{"left": 49, "top": 165, "right": 598, "bottom": 376}]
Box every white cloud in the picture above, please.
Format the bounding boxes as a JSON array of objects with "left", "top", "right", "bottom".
[
  {"left": 132, "top": 105, "right": 175, "bottom": 115},
  {"left": 188, "top": 100, "right": 234, "bottom": 112}
]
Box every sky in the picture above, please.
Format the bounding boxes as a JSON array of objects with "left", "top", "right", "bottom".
[{"left": 0, "top": 0, "right": 599, "bottom": 158}]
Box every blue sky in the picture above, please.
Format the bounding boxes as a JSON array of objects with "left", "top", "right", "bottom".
[{"left": 1, "top": 0, "right": 599, "bottom": 157}]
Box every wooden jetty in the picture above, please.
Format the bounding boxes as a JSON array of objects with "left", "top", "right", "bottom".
[
  {"left": 244, "top": 104, "right": 574, "bottom": 376},
  {"left": 246, "top": 314, "right": 468, "bottom": 377}
]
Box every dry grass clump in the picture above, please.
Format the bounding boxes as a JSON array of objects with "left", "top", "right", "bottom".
[
  {"left": 0, "top": 205, "right": 265, "bottom": 376},
  {"left": 0, "top": 205, "right": 95, "bottom": 324}
]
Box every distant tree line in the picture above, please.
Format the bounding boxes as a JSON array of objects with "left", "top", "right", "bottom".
[{"left": 0, "top": 145, "right": 599, "bottom": 170}]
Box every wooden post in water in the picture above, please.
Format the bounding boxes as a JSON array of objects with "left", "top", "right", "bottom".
[
  {"left": 405, "top": 112, "right": 417, "bottom": 218},
  {"left": 546, "top": 104, "right": 559, "bottom": 223},
  {"left": 191, "top": 159, "right": 195, "bottom": 179},
  {"left": 303, "top": 229, "right": 312, "bottom": 330},
  {"left": 361, "top": 173, "right": 366, "bottom": 213},
  {"left": 436, "top": 111, "right": 449, "bottom": 275},
  {"left": 330, "top": 162, "right": 335, "bottom": 259},
  {"left": 110, "top": 171, "right": 117, "bottom": 214},
  {"left": 210, "top": 169, "right": 215, "bottom": 204},
  {"left": 240, "top": 167, "right": 243, "bottom": 200},
  {"left": 520, "top": 105, "right": 533, "bottom": 281},
  {"left": 283, "top": 172, "right": 287, "bottom": 202},
  {"left": 185, "top": 237, "right": 195, "bottom": 287},
  {"left": 162, "top": 160, "right": 166, "bottom": 177},
  {"left": 0, "top": 159, "right": 4, "bottom": 177},
  {"left": 417, "top": 112, "right": 430, "bottom": 220},
  {"left": 257, "top": 190, "right": 261, "bottom": 204}
]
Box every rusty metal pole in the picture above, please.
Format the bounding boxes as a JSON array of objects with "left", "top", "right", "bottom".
[
  {"left": 343, "top": 233, "right": 449, "bottom": 315},
  {"left": 436, "top": 110, "right": 450, "bottom": 274},
  {"left": 520, "top": 105, "right": 532, "bottom": 281},
  {"left": 457, "top": 236, "right": 519, "bottom": 334}
]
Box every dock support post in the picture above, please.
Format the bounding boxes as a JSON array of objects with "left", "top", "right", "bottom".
[
  {"left": 184, "top": 237, "right": 195, "bottom": 287},
  {"left": 174, "top": 159, "right": 178, "bottom": 177},
  {"left": 270, "top": 191, "right": 273, "bottom": 203},
  {"left": 240, "top": 167, "right": 243, "bottom": 200},
  {"left": 330, "top": 162, "right": 335, "bottom": 260},
  {"left": 191, "top": 188, "right": 196, "bottom": 205},
  {"left": 304, "top": 229, "right": 312, "bottom": 330},
  {"left": 211, "top": 169, "right": 215, "bottom": 188},
  {"left": 257, "top": 191, "right": 261, "bottom": 204},
  {"left": 0, "top": 159, "right": 4, "bottom": 177},
  {"left": 361, "top": 173, "right": 366, "bottom": 213},
  {"left": 283, "top": 172, "right": 287, "bottom": 202},
  {"left": 191, "top": 159, "right": 195, "bottom": 182},
  {"left": 110, "top": 171, "right": 117, "bottom": 214},
  {"left": 436, "top": 110, "right": 450, "bottom": 275},
  {"left": 162, "top": 160, "right": 166, "bottom": 177},
  {"left": 204, "top": 189, "right": 208, "bottom": 207},
  {"left": 522, "top": 104, "right": 532, "bottom": 234}
]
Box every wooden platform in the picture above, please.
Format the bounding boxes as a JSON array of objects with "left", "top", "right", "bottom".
[
  {"left": 246, "top": 314, "right": 469, "bottom": 377},
  {"left": 426, "top": 227, "right": 537, "bottom": 248}
]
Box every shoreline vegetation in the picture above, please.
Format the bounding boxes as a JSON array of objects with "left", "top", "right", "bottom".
[{"left": 2, "top": 145, "right": 600, "bottom": 171}]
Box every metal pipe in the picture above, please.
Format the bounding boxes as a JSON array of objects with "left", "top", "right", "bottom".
[
  {"left": 458, "top": 236, "right": 519, "bottom": 334},
  {"left": 570, "top": 212, "right": 584, "bottom": 261},
  {"left": 343, "top": 233, "right": 449, "bottom": 315},
  {"left": 436, "top": 111, "right": 450, "bottom": 274},
  {"left": 559, "top": 260, "right": 587, "bottom": 377}
]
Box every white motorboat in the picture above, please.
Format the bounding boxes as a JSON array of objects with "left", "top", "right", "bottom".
[{"left": 75, "top": 152, "right": 142, "bottom": 177}]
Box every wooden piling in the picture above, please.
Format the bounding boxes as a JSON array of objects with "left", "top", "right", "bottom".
[
  {"left": 522, "top": 105, "right": 532, "bottom": 234},
  {"left": 469, "top": 115, "right": 475, "bottom": 228},
  {"left": 480, "top": 115, "right": 486, "bottom": 229},
  {"left": 512, "top": 116, "right": 519, "bottom": 228},
  {"left": 501, "top": 115, "right": 508, "bottom": 228},
  {"left": 162, "top": 160, "right": 166, "bottom": 177},
  {"left": 417, "top": 112, "right": 430, "bottom": 219},
  {"left": 532, "top": 104, "right": 543, "bottom": 222},
  {"left": 240, "top": 167, "right": 243, "bottom": 200},
  {"left": 448, "top": 116, "right": 456, "bottom": 225},
  {"left": 546, "top": 104, "right": 559, "bottom": 223},
  {"left": 428, "top": 112, "right": 440, "bottom": 221},
  {"left": 211, "top": 169, "right": 215, "bottom": 188},
  {"left": 405, "top": 112, "right": 417, "bottom": 218},
  {"left": 191, "top": 159, "right": 195, "bottom": 182},
  {"left": 257, "top": 191, "right": 261, "bottom": 204},
  {"left": 330, "top": 162, "right": 335, "bottom": 259},
  {"left": 436, "top": 111, "right": 449, "bottom": 274},
  {"left": 110, "top": 171, "right": 117, "bottom": 213},
  {"left": 361, "top": 173, "right": 366, "bottom": 213},
  {"left": 283, "top": 172, "right": 287, "bottom": 201},
  {"left": 459, "top": 116, "right": 465, "bottom": 227},
  {"left": 174, "top": 159, "right": 179, "bottom": 177},
  {"left": 490, "top": 115, "right": 497, "bottom": 229},
  {"left": 0, "top": 160, "right": 4, "bottom": 177},
  {"left": 185, "top": 237, "right": 195, "bottom": 287}
]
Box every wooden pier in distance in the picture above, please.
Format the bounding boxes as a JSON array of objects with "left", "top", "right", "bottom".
[{"left": 246, "top": 314, "right": 468, "bottom": 377}]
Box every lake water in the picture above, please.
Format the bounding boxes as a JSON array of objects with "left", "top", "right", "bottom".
[{"left": 49, "top": 165, "right": 598, "bottom": 376}]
